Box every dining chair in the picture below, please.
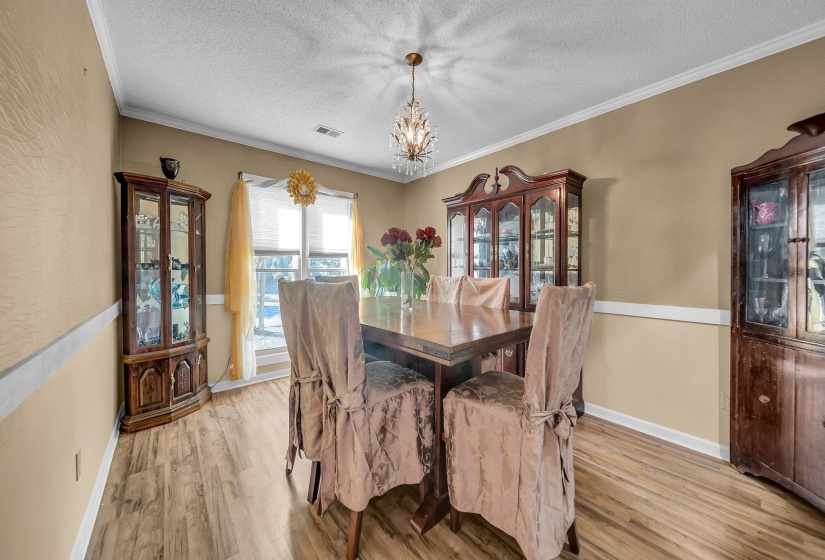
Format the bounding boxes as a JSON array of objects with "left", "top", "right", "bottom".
[
  {"left": 426, "top": 275, "right": 463, "bottom": 304},
  {"left": 443, "top": 283, "right": 596, "bottom": 560},
  {"left": 314, "top": 274, "right": 379, "bottom": 363},
  {"left": 315, "top": 274, "right": 361, "bottom": 299},
  {"left": 459, "top": 276, "right": 510, "bottom": 371},
  {"left": 279, "top": 280, "right": 435, "bottom": 560}
]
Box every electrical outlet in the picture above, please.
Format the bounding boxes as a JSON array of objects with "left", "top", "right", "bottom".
[
  {"left": 75, "top": 449, "right": 81, "bottom": 481},
  {"left": 722, "top": 392, "right": 730, "bottom": 411}
]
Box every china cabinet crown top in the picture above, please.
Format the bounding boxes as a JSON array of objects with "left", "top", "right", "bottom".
[
  {"left": 732, "top": 112, "right": 825, "bottom": 176},
  {"left": 443, "top": 166, "right": 586, "bottom": 207},
  {"left": 115, "top": 171, "right": 212, "bottom": 201}
]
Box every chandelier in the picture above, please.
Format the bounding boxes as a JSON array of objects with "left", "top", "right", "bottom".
[{"left": 390, "top": 53, "right": 439, "bottom": 177}]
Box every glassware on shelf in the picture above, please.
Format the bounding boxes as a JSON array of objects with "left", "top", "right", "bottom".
[
  {"left": 134, "top": 191, "right": 162, "bottom": 347},
  {"left": 757, "top": 234, "right": 772, "bottom": 278},
  {"left": 746, "top": 180, "right": 789, "bottom": 328},
  {"left": 752, "top": 295, "right": 769, "bottom": 323},
  {"left": 170, "top": 195, "right": 191, "bottom": 343},
  {"left": 473, "top": 208, "right": 492, "bottom": 278}
]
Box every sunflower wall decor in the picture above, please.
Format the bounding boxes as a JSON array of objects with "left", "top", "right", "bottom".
[{"left": 286, "top": 169, "right": 317, "bottom": 206}]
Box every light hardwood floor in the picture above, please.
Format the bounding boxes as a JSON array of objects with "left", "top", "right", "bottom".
[{"left": 86, "top": 378, "right": 825, "bottom": 559}]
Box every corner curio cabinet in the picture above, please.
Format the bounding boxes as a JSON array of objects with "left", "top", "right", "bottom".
[
  {"left": 444, "top": 166, "right": 585, "bottom": 412},
  {"left": 116, "top": 172, "right": 211, "bottom": 433},
  {"left": 731, "top": 113, "right": 825, "bottom": 512}
]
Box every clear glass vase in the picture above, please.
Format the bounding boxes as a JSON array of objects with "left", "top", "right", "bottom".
[{"left": 400, "top": 268, "right": 414, "bottom": 310}]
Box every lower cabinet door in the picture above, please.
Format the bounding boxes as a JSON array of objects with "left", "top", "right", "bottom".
[
  {"left": 735, "top": 336, "right": 795, "bottom": 479},
  {"left": 794, "top": 350, "right": 825, "bottom": 501},
  {"left": 127, "top": 360, "right": 169, "bottom": 416},
  {"left": 170, "top": 353, "right": 196, "bottom": 404},
  {"left": 195, "top": 348, "right": 208, "bottom": 391}
]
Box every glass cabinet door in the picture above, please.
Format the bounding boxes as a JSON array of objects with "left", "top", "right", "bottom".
[
  {"left": 170, "top": 195, "right": 192, "bottom": 343},
  {"left": 496, "top": 200, "right": 521, "bottom": 304},
  {"left": 194, "top": 201, "right": 206, "bottom": 337},
  {"left": 746, "top": 179, "right": 790, "bottom": 330},
  {"left": 449, "top": 211, "right": 467, "bottom": 277},
  {"left": 472, "top": 207, "right": 492, "bottom": 278},
  {"left": 529, "top": 195, "right": 556, "bottom": 304},
  {"left": 567, "top": 193, "right": 580, "bottom": 286},
  {"left": 134, "top": 191, "right": 163, "bottom": 347},
  {"left": 805, "top": 169, "right": 825, "bottom": 337}
]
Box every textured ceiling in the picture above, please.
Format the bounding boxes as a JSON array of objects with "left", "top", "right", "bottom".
[{"left": 99, "top": 0, "right": 825, "bottom": 182}]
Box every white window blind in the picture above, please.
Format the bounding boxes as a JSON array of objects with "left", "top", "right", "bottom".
[
  {"left": 248, "top": 186, "right": 301, "bottom": 253},
  {"left": 307, "top": 195, "right": 352, "bottom": 257}
]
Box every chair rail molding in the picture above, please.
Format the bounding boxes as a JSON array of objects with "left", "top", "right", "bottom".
[
  {"left": 0, "top": 301, "right": 121, "bottom": 423},
  {"left": 593, "top": 301, "right": 731, "bottom": 326}
]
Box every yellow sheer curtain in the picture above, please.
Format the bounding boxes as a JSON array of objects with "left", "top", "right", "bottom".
[
  {"left": 224, "top": 177, "right": 257, "bottom": 380},
  {"left": 350, "top": 195, "right": 364, "bottom": 281}
]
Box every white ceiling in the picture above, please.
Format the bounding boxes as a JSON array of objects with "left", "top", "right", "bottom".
[{"left": 94, "top": 0, "right": 825, "bottom": 182}]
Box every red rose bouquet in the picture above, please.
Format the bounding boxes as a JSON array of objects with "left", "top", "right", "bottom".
[{"left": 362, "top": 225, "right": 442, "bottom": 305}]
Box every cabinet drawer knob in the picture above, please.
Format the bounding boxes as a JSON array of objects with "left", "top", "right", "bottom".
[
  {"left": 505, "top": 349, "right": 514, "bottom": 357},
  {"left": 758, "top": 395, "right": 771, "bottom": 404}
]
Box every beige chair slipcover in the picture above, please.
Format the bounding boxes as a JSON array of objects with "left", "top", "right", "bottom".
[
  {"left": 459, "top": 275, "right": 510, "bottom": 308},
  {"left": 460, "top": 276, "right": 510, "bottom": 371},
  {"left": 443, "top": 283, "right": 596, "bottom": 560},
  {"left": 280, "top": 280, "right": 435, "bottom": 514},
  {"left": 314, "top": 274, "right": 379, "bottom": 363},
  {"left": 426, "top": 275, "right": 463, "bottom": 304},
  {"left": 315, "top": 274, "right": 361, "bottom": 300}
]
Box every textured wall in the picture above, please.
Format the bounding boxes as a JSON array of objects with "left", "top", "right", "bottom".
[
  {"left": 119, "top": 117, "right": 406, "bottom": 381},
  {"left": 0, "top": 0, "right": 122, "bottom": 558},
  {"left": 404, "top": 38, "right": 825, "bottom": 444},
  {"left": 0, "top": 0, "right": 120, "bottom": 372}
]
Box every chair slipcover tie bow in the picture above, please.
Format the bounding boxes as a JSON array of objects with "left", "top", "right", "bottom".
[
  {"left": 286, "top": 369, "right": 322, "bottom": 466},
  {"left": 318, "top": 382, "right": 369, "bottom": 514},
  {"left": 524, "top": 395, "right": 577, "bottom": 496}
]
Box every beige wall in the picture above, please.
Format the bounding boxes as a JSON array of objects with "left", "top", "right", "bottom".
[
  {"left": 404, "top": 38, "right": 825, "bottom": 445},
  {"left": 0, "top": 0, "right": 120, "bottom": 370},
  {"left": 120, "top": 117, "right": 406, "bottom": 382},
  {"left": 0, "top": 0, "right": 122, "bottom": 558},
  {"left": 0, "top": 322, "right": 120, "bottom": 560}
]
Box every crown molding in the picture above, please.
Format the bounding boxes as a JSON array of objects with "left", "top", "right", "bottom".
[
  {"left": 421, "top": 18, "right": 825, "bottom": 179},
  {"left": 119, "top": 107, "right": 405, "bottom": 183},
  {"left": 85, "top": 0, "right": 825, "bottom": 185},
  {"left": 86, "top": 0, "right": 125, "bottom": 111}
]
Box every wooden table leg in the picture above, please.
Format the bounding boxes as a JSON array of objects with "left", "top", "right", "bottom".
[{"left": 410, "top": 360, "right": 477, "bottom": 536}]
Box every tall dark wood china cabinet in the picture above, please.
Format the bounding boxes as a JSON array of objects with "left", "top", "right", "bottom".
[
  {"left": 444, "top": 166, "right": 586, "bottom": 413},
  {"left": 116, "top": 172, "right": 212, "bottom": 433},
  {"left": 731, "top": 113, "right": 825, "bottom": 512}
]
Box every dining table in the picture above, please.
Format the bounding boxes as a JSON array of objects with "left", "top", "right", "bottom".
[{"left": 359, "top": 296, "right": 534, "bottom": 536}]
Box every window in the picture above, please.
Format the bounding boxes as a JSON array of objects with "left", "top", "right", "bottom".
[{"left": 248, "top": 180, "right": 353, "bottom": 353}]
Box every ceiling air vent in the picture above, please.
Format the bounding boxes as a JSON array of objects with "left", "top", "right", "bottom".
[{"left": 314, "top": 125, "right": 343, "bottom": 138}]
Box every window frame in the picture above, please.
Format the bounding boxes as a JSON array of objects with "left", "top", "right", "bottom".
[{"left": 251, "top": 192, "right": 353, "bottom": 356}]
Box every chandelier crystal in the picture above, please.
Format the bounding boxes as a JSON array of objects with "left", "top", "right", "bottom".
[{"left": 390, "top": 53, "right": 439, "bottom": 177}]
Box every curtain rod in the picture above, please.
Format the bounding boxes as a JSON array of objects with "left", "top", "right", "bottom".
[{"left": 239, "top": 171, "right": 357, "bottom": 200}]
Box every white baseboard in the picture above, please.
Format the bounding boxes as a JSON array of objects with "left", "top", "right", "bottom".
[
  {"left": 585, "top": 402, "right": 730, "bottom": 461},
  {"left": 70, "top": 401, "right": 125, "bottom": 560},
  {"left": 211, "top": 367, "right": 290, "bottom": 393}
]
